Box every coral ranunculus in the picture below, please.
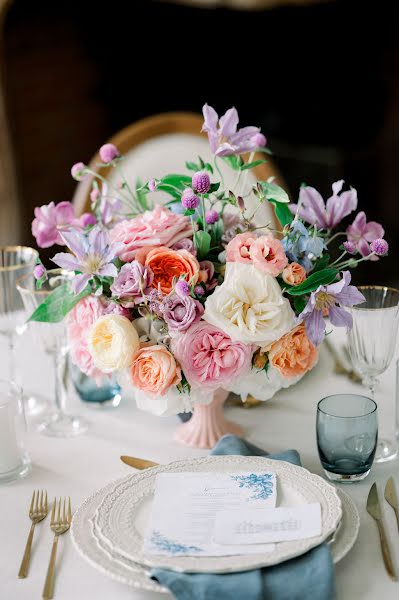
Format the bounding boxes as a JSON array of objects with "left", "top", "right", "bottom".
[
  {"left": 282, "top": 262, "right": 307, "bottom": 286},
  {"left": 267, "top": 324, "right": 318, "bottom": 378},
  {"left": 141, "top": 246, "right": 200, "bottom": 294},
  {"left": 109, "top": 206, "right": 193, "bottom": 261},
  {"left": 130, "top": 345, "right": 181, "bottom": 396}
]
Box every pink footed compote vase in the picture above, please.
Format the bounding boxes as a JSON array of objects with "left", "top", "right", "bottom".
[{"left": 174, "top": 388, "right": 243, "bottom": 449}]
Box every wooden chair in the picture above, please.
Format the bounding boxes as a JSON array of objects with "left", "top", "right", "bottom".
[{"left": 72, "top": 111, "right": 286, "bottom": 230}]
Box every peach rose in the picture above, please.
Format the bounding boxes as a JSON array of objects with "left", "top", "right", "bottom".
[
  {"left": 226, "top": 231, "right": 257, "bottom": 264},
  {"left": 282, "top": 262, "right": 307, "bottom": 286},
  {"left": 140, "top": 246, "right": 200, "bottom": 294},
  {"left": 268, "top": 324, "right": 318, "bottom": 378},
  {"left": 130, "top": 344, "right": 182, "bottom": 396},
  {"left": 249, "top": 235, "right": 288, "bottom": 276}
]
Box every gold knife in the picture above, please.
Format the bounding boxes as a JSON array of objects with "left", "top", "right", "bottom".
[
  {"left": 367, "top": 482, "right": 397, "bottom": 581},
  {"left": 385, "top": 477, "right": 399, "bottom": 533},
  {"left": 120, "top": 455, "right": 159, "bottom": 469}
]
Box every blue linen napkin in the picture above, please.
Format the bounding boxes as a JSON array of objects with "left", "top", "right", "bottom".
[{"left": 152, "top": 434, "right": 336, "bottom": 600}]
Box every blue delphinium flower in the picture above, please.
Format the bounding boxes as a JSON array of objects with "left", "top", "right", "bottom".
[{"left": 282, "top": 220, "right": 325, "bottom": 272}]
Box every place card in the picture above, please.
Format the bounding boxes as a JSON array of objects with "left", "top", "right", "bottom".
[
  {"left": 144, "top": 471, "right": 277, "bottom": 557},
  {"left": 213, "top": 503, "right": 322, "bottom": 545}
]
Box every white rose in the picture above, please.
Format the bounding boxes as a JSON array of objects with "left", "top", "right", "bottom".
[
  {"left": 133, "top": 386, "right": 212, "bottom": 417},
  {"left": 203, "top": 262, "right": 295, "bottom": 346},
  {"left": 88, "top": 314, "right": 139, "bottom": 373},
  {"left": 225, "top": 365, "right": 302, "bottom": 402}
]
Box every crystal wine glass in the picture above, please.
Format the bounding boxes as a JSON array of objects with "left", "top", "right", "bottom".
[
  {"left": 0, "top": 246, "right": 47, "bottom": 415},
  {"left": 347, "top": 286, "right": 399, "bottom": 462},
  {"left": 16, "top": 270, "right": 89, "bottom": 437}
]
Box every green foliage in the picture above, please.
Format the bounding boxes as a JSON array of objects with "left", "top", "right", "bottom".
[
  {"left": 240, "top": 159, "right": 267, "bottom": 171},
  {"left": 286, "top": 268, "right": 339, "bottom": 296},
  {"left": 222, "top": 156, "right": 244, "bottom": 171},
  {"left": 312, "top": 254, "right": 330, "bottom": 273},
  {"left": 269, "top": 201, "right": 293, "bottom": 227},
  {"left": 194, "top": 230, "right": 211, "bottom": 260},
  {"left": 261, "top": 181, "right": 290, "bottom": 204},
  {"left": 135, "top": 178, "right": 149, "bottom": 211},
  {"left": 157, "top": 173, "right": 192, "bottom": 200},
  {"left": 184, "top": 209, "right": 196, "bottom": 216},
  {"left": 28, "top": 283, "right": 91, "bottom": 323},
  {"left": 208, "top": 182, "right": 220, "bottom": 193},
  {"left": 294, "top": 296, "right": 308, "bottom": 314}
]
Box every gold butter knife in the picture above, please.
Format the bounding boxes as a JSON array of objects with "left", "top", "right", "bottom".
[
  {"left": 385, "top": 477, "right": 399, "bottom": 533},
  {"left": 120, "top": 455, "right": 159, "bottom": 469},
  {"left": 367, "top": 482, "right": 397, "bottom": 581}
]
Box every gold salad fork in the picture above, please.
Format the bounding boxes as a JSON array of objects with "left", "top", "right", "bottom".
[
  {"left": 18, "top": 490, "right": 48, "bottom": 578},
  {"left": 42, "top": 497, "right": 72, "bottom": 600}
]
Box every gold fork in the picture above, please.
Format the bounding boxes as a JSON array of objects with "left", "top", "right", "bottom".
[
  {"left": 18, "top": 490, "right": 48, "bottom": 578},
  {"left": 42, "top": 497, "right": 71, "bottom": 600}
]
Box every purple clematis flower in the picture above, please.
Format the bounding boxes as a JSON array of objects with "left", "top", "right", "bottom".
[
  {"left": 201, "top": 104, "right": 263, "bottom": 157},
  {"left": 289, "top": 180, "right": 357, "bottom": 230},
  {"left": 32, "top": 201, "right": 76, "bottom": 248},
  {"left": 346, "top": 211, "right": 384, "bottom": 260},
  {"left": 52, "top": 227, "right": 123, "bottom": 294},
  {"left": 298, "top": 271, "right": 365, "bottom": 346}
]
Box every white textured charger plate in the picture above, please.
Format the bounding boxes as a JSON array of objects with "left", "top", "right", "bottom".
[
  {"left": 94, "top": 456, "right": 343, "bottom": 573},
  {"left": 71, "top": 477, "right": 359, "bottom": 592}
]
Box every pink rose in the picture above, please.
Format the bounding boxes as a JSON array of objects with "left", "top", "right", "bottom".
[
  {"left": 226, "top": 231, "right": 257, "bottom": 264},
  {"left": 110, "top": 206, "right": 193, "bottom": 262},
  {"left": 66, "top": 296, "right": 106, "bottom": 382},
  {"left": 172, "top": 321, "right": 252, "bottom": 390},
  {"left": 282, "top": 262, "right": 307, "bottom": 286},
  {"left": 130, "top": 345, "right": 181, "bottom": 396},
  {"left": 249, "top": 236, "right": 288, "bottom": 276}
]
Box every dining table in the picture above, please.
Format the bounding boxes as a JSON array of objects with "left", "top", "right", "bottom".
[{"left": 1, "top": 324, "right": 399, "bottom": 600}]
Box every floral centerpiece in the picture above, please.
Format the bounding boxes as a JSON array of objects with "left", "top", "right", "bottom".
[{"left": 29, "top": 104, "right": 388, "bottom": 448}]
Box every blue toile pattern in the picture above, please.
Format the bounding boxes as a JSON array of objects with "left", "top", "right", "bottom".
[
  {"left": 150, "top": 530, "right": 203, "bottom": 555},
  {"left": 230, "top": 472, "right": 274, "bottom": 500}
]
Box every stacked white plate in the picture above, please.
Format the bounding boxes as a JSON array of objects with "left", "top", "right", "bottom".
[{"left": 71, "top": 456, "right": 360, "bottom": 593}]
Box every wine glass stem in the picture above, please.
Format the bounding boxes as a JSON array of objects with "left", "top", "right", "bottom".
[
  {"left": 53, "top": 349, "right": 67, "bottom": 415},
  {"left": 8, "top": 332, "right": 16, "bottom": 384}
]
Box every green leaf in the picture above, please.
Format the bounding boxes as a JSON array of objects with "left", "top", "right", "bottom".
[
  {"left": 269, "top": 200, "right": 293, "bottom": 227},
  {"left": 240, "top": 159, "right": 267, "bottom": 171},
  {"left": 156, "top": 185, "right": 181, "bottom": 200},
  {"left": 184, "top": 209, "right": 196, "bottom": 216},
  {"left": 209, "top": 182, "right": 220, "bottom": 193},
  {"left": 185, "top": 161, "right": 199, "bottom": 172},
  {"left": 312, "top": 254, "right": 330, "bottom": 273},
  {"left": 160, "top": 174, "right": 192, "bottom": 189},
  {"left": 28, "top": 283, "right": 91, "bottom": 323},
  {"left": 135, "top": 178, "right": 149, "bottom": 211},
  {"left": 294, "top": 296, "right": 307, "bottom": 314},
  {"left": 205, "top": 162, "right": 214, "bottom": 174},
  {"left": 262, "top": 181, "right": 290, "bottom": 204},
  {"left": 198, "top": 156, "right": 205, "bottom": 169},
  {"left": 222, "top": 156, "right": 242, "bottom": 171},
  {"left": 194, "top": 230, "right": 211, "bottom": 260},
  {"left": 286, "top": 268, "right": 339, "bottom": 296}
]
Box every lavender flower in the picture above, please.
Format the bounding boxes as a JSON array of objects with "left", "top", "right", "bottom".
[
  {"left": 192, "top": 171, "right": 210, "bottom": 194},
  {"left": 33, "top": 264, "right": 46, "bottom": 280},
  {"left": 148, "top": 179, "right": 158, "bottom": 192},
  {"left": 343, "top": 240, "right": 357, "bottom": 255},
  {"left": 52, "top": 227, "right": 123, "bottom": 294},
  {"left": 175, "top": 280, "right": 190, "bottom": 297},
  {"left": 205, "top": 209, "right": 219, "bottom": 225},
  {"left": 99, "top": 143, "right": 119, "bottom": 163},
  {"left": 370, "top": 238, "right": 389, "bottom": 256},
  {"left": 147, "top": 289, "right": 164, "bottom": 317},
  {"left": 162, "top": 293, "right": 204, "bottom": 332},
  {"left": 31, "top": 201, "right": 75, "bottom": 248},
  {"left": 298, "top": 271, "right": 365, "bottom": 346},
  {"left": 253, "top": 132, "right": 267, "bottom": 147},
  {"left": 201, "top": 104, "right": 262, "bottom": 157},
  {"left": 171, "top": 238, "right": 197, "bottom": 255},
  {"left": 346, "top": 211, "right": 385, "bottom": 259},
  {"left": 110, "top": 260, "right": 154, "bottom": 306},
  {"left": 290, "top": 180, "right": 358, "bottom": 229}
]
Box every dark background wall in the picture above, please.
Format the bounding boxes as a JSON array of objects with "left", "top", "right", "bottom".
[{"left": 4, "top": 0, "right": 399, "bottom": 284}]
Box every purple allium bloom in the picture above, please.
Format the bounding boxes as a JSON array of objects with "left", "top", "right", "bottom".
[
  {"left": 79, "top": 212, "right": 97, "bottom": 228},
  {"left": 175, "top": 280, "right": 190, "bottom": 297},
  {"left": 162, "top": 293, "right": 204, "bottom": 332},
  {"left": 33, "top": 264, "right": 46, "bottom": 280},
  {"left": 181, "top": 188, "right": 200, "bottom": 210},
  {"left": 370, "top": 238, "right": 389, "bottom": 256},
  {"left": 252, "top": 132, "right": 267, "bottom": 147},
  {"left": 192, "top": 171, "right": 211, "bottom": 194},
  {"left": 148, "top": 179, "right": 158, "bottom": 192},
  {"left": 171, "top": 238, "right": 197, "bottom": 255},
  {"left": 201, "top": 104, "right": 262, "bottom": 157},
  {"left": 194, "top": 285, "right": 205, "bottom": 297},
  {"left": 71, "top": 162, "right": 86, "bottom": 181},
  {"left": 110, "top": 260, "right": 154, "bottom": 306},
  {"left": 298, "top": 271, "right": 366, "bottom": 346},
  {"left": 52, "top": 227, "right": 123, "bottom": 295},
  {"left": 32, "top": 201, "right": 76, "bottom": 248},
  {"left": 343, "top": 240, "right": 357, "bottom": 255},
  {"left": 99, "top": 143, "right": 119, "bottom": 163},
  {"left": 290, "top": 180, "right": 358, "bottom": 230},
  {"left": 205, "top": 209, "right": 219, "bottom": 225},
  {"left": 346, "top": 211, "right": 385, "bottom": 259}
]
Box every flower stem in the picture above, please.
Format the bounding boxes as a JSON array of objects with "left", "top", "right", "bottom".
[
  {"left": 330, "top": 250, "right": 348, "bottom": 266},
  {"left": 335, "top": 252, "right": 376, "bottom": 270},
  {"left": 240, "top": 151, "right": 254, "bottom": 196},
  {"left": 214, "top": 156, "right": 225, "bottom": 189},
  {"left": 326, "top": 231, "right": 347, "bottom": 246},
  {"left": 201, "top": 194, "right": 207, "bottom": 231}
]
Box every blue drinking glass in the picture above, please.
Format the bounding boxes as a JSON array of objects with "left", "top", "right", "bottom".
[
  {"left": 317, "top": 394, "right": 377, "bottom": 482},
  {"left": 70, "top": 363, "right": 122, "bottom": 408}
]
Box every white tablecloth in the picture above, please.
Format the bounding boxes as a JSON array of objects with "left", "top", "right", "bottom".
[{"left": 1, "top": 326, "right": 398, "bottom": 599}]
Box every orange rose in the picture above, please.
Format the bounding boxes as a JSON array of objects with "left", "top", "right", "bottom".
[
  {"left": 142, "top": 246, "right": 200, "bottom": 294},
  {"left": 130, "top": 344, "right": 181, "bottom": 396},
  {"left": 268, "top": 324, "right": 317, "bottom": 378},
  {"left": 282, "top": 262, "right": 307, "bottom": 286}
]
